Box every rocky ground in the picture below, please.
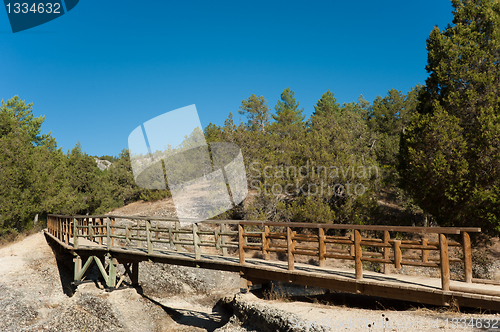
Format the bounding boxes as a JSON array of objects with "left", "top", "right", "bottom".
[
  {"left": 1, "top": 198, "right": 500, "bottom": 331},
  {"left": 0, "top": 231, "right": 242, "bottom": 332}
]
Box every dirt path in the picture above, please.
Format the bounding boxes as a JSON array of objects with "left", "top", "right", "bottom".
[{"left": 0, "top": 232, "right": 231, "bottom": 331}]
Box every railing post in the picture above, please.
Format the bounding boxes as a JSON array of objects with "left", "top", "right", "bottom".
[
  {"left": 462, "top": 231, "right": 472, "bottom": 283},
  {"left": 168, "top": 225, "right": 173, "bottom": 248},
  {"left": 354, "top": 229, "right": 362, "bottom": 280},
  {"left": 319, "top": 227, "right": 326, "bottom": 268},
  {"left": 73, "top": 218, "right": 79, "bottom": 249},
  {"left": 439, "top": 233, "right": 450, "bottom": 291},
  {"left": 98, "top": 218, "right": 103, "bottom": 245},
  {"left": 221, "top": 223, "right": 228, "bottom": 256},
  {"left": 111, "top": 218, "right": 115, "bottom": 247},
  {"left": 137, "top": 219, "right": 141, "bottom": 248},
  {"left": 262, "top": 225, "right": 270, "bottom": 260},
  {"left": 350, "top": 233, "right": 355, "bottom": 257},
  {"left": 393, "top": 240, "right": 402, "bottom": 269},
  {"left": 106, "top": 217, "right": 111, "bottom": 250},
  {"left": 193, "top": 223, "right": 200, "bottom": 260},
  {"left": 238, "top": 224, "right": 245, "bottom": 264},
  {"left": 215, "top": 227, "right": 220, "bottom": 250},
  {"left": 287, "top": 227, "right": 295, "bottom": 271},
  {"left": 146, "top": 219, "right": 152, "bottom": 255},
  {"left": 383, "top": 230, "right": 390, "bottom": 274},
  {"left": 88, "top": 221, "right": 93, "bottom": 242},
  {"left": 175, "top": 221, "right": 181, "bottom": 251},
  {"left": 65, "top": 219, "right": 69, "bottom": 245},
  {"left": 101, "top": 218, "right": 105, "bottom": 245},
  {"left": 422, "top": 238, "right": 429, "bottom": 263}
]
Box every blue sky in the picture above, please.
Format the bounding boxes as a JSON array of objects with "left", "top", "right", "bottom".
[{"left": 1, "top": 0, "right": 454, "bottom": 157}]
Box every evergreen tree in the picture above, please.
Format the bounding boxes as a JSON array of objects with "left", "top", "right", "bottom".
[
  {"left": 0, "top": 96, "right": 65, "bottom": 233},
  {"left": 313, "top": 90, "right": 341, "bottom": 117},
  {"left": 400, "top": 0, "right": 500, "bottom": 234},
  {"left": 238, "top": 94, "right": 270, "bottom": 133},
  {"left": 369, "top": 87, "right": 420, "bottom": 166},
  {"left": 1, "top": 96, "right": 49, "bottom": 145},
  {"left": 272, "top": 88, "right": 305, "bottom": 128}
]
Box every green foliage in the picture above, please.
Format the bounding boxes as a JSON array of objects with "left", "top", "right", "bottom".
[
  {"left": 276, "top": 196, "right": 336, "bottom": 224},
  {"left": 239, "top": 91, "right": 382, "bottom": 225},
  {"left": 238, "top": 94, "right": 271, "bottom": 133},
  {"left": 273, "top": 88, "right": 305, "bottom": 129},
  {"left": 400, "top": 0, "right": 500, "bottom": 234},
  {"left": 369, "top": 87, "right": 420, "bottom": 167},
  {"left": 1, "top": 96, "right": 50, "bottom": 145},
  {"left": 313, "top": 90, "right": 341, "bottom": 117},
  {"left": 0, "top": 96, "right": 69, "bottom": 232},
  {"left": 0, "top": 96, "right": 170, "bottom": 235}
]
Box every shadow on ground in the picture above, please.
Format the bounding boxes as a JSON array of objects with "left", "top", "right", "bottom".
[
  {"left": 44, "top": 233, "right": 78, "bottom": 297},
  {"left": 137, "top": 286, "right": 231, "bottom": 332},
  {"left": 252, "top": 281, "right": 497, "bottom": 315}
]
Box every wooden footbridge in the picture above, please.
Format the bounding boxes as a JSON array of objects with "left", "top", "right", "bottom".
[{"left": 44, "top": 214, "right": 500, "bottom": 311}]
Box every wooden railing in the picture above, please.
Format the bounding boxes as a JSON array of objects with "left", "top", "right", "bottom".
[{"left": 47, "top": 214, "right": 480, "bottom": 291}]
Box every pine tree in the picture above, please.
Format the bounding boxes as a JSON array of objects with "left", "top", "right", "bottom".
[
  {"left": 400, "top": 0, "right": 500, "bottom": 234},
  {"left": 272, "top": 88, "right": 305, "bottom": 128},
  {"left": 313, "top": 90, "right": 341, "bottom": 117},
  {"left": 238, "top": 94, "right": 270, "bottom": 133}
]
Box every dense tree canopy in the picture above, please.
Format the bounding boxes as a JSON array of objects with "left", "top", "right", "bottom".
[
  {"left": 0, "top": 97, "right": 167, "bottom": 235},
  {"left": 400, "top": 0, "right": 500, "bottom": 234},
  {"left": 2, "top": 0, "right": 498, "bottom": 237}
]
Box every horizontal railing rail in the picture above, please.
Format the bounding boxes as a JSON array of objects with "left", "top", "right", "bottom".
[{"left": 46, "top": 214, "right": 480, "bottom": 291}]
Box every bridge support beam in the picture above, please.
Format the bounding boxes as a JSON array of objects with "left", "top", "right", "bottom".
[
  {"left": 131, "top": 262, "right": 139, "bottom": 286},
  {"left": 239, "top": 272, "right": 270, "bottom": 293},
  {"left": 72, "top": 254, "right": 120, "bottom": 289},
  {"left": 107, "top": 256, "right": 118, "bottom": 288},
  {"left": 73, "top": 255, "right": 82, "bottom": 281}
]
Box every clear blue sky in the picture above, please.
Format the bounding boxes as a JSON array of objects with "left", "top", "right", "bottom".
[{"left": 1, "top": 0, "right": 454, "bottom": 157}]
